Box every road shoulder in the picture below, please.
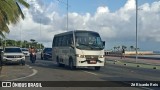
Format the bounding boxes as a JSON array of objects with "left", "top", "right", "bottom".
[{"left": 0, "top": 64, "right": 35, "bottom": 81}]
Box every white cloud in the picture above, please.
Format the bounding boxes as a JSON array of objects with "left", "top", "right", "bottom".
[
  {"left": 97, "top": 6, "right": 110, "bottom": 13},
  {"left": 123, "top": 0, "right": 135, "bottom": 11},
  {"left": 7, "top": 0, "right": 160, "bottom": 50}
]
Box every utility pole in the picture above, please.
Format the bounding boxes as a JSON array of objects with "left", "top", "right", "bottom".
[
  {"left": 40, "top": 18, "right": 42, "bottom": 50},
  {"left": 57, "top": 0, "right": 69, "bottom": 31},
  {"left": 135, "top": 0, "right": 138, "bottom": 63},
  {"left": 20, "top": 24, "right": 22, "bottom": 48}
]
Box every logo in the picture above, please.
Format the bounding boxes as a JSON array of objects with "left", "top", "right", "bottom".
[
  {"left": 91, "top": 56, "right": 94, "bottom": 58},
  {"left": 2, "top": 82, "right": 11, "bottom": 87},
  {"left": 1, "top": 82, "right": 43, "bottom": 88}
]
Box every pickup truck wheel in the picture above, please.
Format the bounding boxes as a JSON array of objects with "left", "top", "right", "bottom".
[
  {"left": 21, "top": 61, "right": 25, "bottom": 66},
  {"left": 95, "top": 66, "right": 100, "bottom": 70}
]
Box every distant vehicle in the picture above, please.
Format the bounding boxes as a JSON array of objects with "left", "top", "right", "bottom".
[
  {"left": 41, "top": 48, "right": 52, "bottom": 60},
  {"left": 0, "top": 48, "right": 3, "bottom": 58},
  {"left": 52, "top": 30, "right": 105, "bottom": 70},
  {"left": 21, "top": 48, "right": 30, "bottom": 56},
  {"left": 0, "top": 48, "right": 3, "bottom": 52},
  {"left": 37, "top": 49, "right": 42, "bottom": 52},
  {"left": 1, "top": 47, "right": 25, "bottom": 65}
]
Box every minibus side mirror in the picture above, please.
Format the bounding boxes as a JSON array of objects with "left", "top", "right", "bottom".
[
  {"left": 70, "top": 44, "right": 74, "bottom": 49},
  {"left": 102, "top": 41, "right": 105, "bottom": 47}
]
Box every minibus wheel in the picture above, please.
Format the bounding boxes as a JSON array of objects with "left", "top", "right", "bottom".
[
  {"left": 56, "top": 57, "right": 61, "bottom": 67},
  {"left": 69, "top": 60, "right": 76, "bottom": 70}
]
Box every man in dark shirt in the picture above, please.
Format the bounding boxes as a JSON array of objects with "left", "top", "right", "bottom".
[{"left": 121, "top": 48, "right": 125, "bottom": 59}]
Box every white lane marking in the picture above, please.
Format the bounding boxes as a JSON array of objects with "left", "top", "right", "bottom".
[
  {"left": 141, "top": 87, "right": 154, "bottom": 90},
  {"left": 83, "top": 71, "right": 98, "bottom": 76},
  {"left": 6, "top": 64, "right": 38, "bottom": 81},
  {"left": 6, "top": 69, "right": 37, "bottom": 81}
]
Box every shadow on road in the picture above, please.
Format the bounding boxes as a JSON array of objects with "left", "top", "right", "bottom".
[{"left": 27, "top": 59, "right": 101, "bottom": 72}]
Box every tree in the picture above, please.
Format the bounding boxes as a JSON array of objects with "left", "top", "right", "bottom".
[
  {"left": 0, "top": 0, "right": 30, "bottom": 38},
  {"left": 113, "top": 46, "right": 117, "bottom": 52},
  {"left": 122, "top": 45, "right": 127, "bottom": 50},
  {"left": 6, "top": 39, "right": 15, "bottom": 46},
  {"left": 130, "top": 46, "right": 134, "bottom": 51},
  {"left": 30, "top": 39, "right": 35, "bottom": 43},
  {"left": 0, "top": 38, "right": 3, "bottom": 46},
  {"left": 30, "top": 39, "right": 36, "bottom": 47},
  {"left": 117, "top": 46, "right": 120, "bottom": 51},
  {"left": 23, "top": 40, "right": 27, "bottom": 48}
]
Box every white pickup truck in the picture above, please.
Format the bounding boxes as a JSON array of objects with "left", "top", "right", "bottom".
[{"left": 1, "top": 47, "right": 25, "bottom": 65}]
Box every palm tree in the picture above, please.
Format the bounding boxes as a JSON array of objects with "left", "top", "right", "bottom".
[
  {"left": 130, "top": 46, "right": 134, "bottom": 51},
  {"left": 117, "top": 46, "right": 120, "bottom": 51},
  {"left": 23, "top": 40, "right": 27, "bottom": 48},
  {"left": 0, "top": 0, "right": 30, "bottom": 38},
  {"left": 122, "top": 45, "right": 127, "bottom": 50},
  {"left": 30, "top": 39, "right": 35, "bottom": 43},
  {"left": 113, "top": 46, "right": 116, "bottom": 52}
]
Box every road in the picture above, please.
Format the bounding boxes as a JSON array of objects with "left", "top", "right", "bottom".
[{"left": 0, "top": 56, "right": 160, "bottom": 90}]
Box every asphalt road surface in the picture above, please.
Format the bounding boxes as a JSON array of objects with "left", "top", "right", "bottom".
[{"left": 0, "top": 56, "right": 160, "bottom": 90}]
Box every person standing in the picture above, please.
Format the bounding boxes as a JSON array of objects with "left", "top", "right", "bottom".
[{"left": 121, "top": 48, "right": 125, "bottom": 59}]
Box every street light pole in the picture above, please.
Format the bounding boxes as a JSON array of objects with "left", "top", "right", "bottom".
[
  {"left": 20, "top": 24, "right": 22, "bottom": 48},
  {"left": 135, "top": 0, "right": 138, "bottom": 63},
  {"left": 40, "top": 18, "right": 41, "bottom": 50},
  {"left": 57, "top": 0, "right": 69, "bottom": 31},
  {"left": 67, "top": 0, "right": 68, "bottom": 31}
]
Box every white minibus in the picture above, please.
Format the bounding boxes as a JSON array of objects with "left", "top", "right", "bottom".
[{"left": 52, "top": 30, "right": 105, "bottom": 70}]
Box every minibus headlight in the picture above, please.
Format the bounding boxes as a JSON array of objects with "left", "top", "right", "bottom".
[
  {"left": 76, "top": 54, "right": 85, "bottom": 58},
  {"left": 99, "top": 55, "right": 104, "bottom": 58}
]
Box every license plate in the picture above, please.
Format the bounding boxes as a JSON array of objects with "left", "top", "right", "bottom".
[
  {"left": 7, "top": 59, "right": 17, "bottom": 61},
  {"left": 89, "top": 60, "right": 96, "bottom": 64},
  {"left": 12, "top": 59, "right": 18, "bottom": 61}
]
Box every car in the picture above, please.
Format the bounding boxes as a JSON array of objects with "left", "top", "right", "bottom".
[
  {"left": 21, "top": 48, "right": 30, "bottom": 56},
  {"left": 1, "top": 47, "right": 25, "bottom": 65},
  {"left": 0, "top": 48, "right": 3, "bottom": 57},
  {"left": 41, "top": 48, "right": 52, "bottom": 60},
  {"left": 0, "top": 48, "right": 3, "bottom": 52}
]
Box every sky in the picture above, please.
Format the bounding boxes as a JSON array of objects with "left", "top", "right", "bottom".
[{"left": 7, "top": 0, "right": 160, "bottom": 51}]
